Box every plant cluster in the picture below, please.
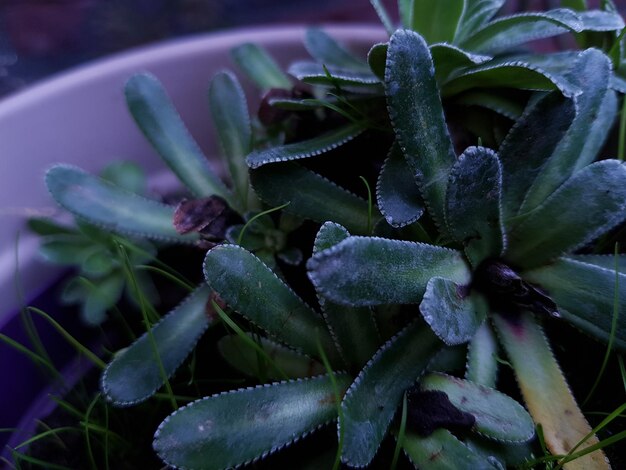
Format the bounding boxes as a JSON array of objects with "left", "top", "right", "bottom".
[{"left": 8, "top": 0, "right": 626, "bottom": 469}]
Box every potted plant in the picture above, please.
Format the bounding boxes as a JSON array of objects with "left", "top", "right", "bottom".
[{"left": 3, "top": 1, "right": 626, "bottom": 468}]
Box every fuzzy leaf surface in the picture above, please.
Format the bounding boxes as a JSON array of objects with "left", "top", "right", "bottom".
[
  {"left": 429, "top": 43, "right": 491, "bottom": 84},
  {"left": 154, "top": 374, "right": 351, "bottom": 470},
  {"left": 421, "top": 372, "right": 535, "bottom": 443},
  {"left": 246, "top": 123, "right": 364, "bottom": 168},
  {"left": 125, "top": 73, "right": 231, "bottom": 201},
  {"left": 250, "top": 162, "right": 372, "bottom": 235},
  {"left": 287, "top": 61, "right": 381, "bottom": 87},
  {"left": 420, "top": 278, "right": 486, "bottom": 346},
  {"left": 385, "top": 29, "right": 456, "bottom": 230},
  {"left": 465, "top": 321, "right": 498, "bottom": 388},
  {"left": 566, "top": 254, "right": 626, "bottom": 274},
  {"left": 102, "top": 285, "right": 212, "bottom": 405},
  {"left": 506, "top": 160, "right": 626, "bottom": 269},
  {"left": 341, "top": 322, "right": 442, "bottom": 467},
  {"left": 445, "top": 146, "right": 504, "bottom": 267},
  {"left": 411, "top": 0, "right": 465, "bottom": 44},
  {"left": 203, "top": 245, "right": 339, "bottom": 362},
  {"left": 307, "top": 236, "right": 470, "bottom": 307},
  {"left": 376, "top": 142, "right": 424, "bottom": 228},
  {"left": 523, "top": 257, "right": 626, "bottom": 349},
  {"left": 45, "top": 165, "right": 199, "bottom": 244},
  {"left": 230, "top": 43, "right": 292, "bottom": 90},
  {"left": 304, "top": 28, "right": 370, "bottom": 71}
]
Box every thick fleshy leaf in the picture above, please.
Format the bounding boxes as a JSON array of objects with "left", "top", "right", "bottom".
[
  {"left": 522, "top": 257, "right": 626, "bottom": 349},
  {"left": 250, "top": 162, "right": 373, "bottom": 235},
  {"left": 506, "top": 160, "right": 626, "bottom": 269},
  {"left": 493, "top": 312, "right": 609, "bottom": 469},
  {"left": 340, "top": 321, "right": 442, "bottom": 467},
  {"left": 455, "top": 0, "right": 506, "bottom": 44},
  {"left": 368, "top": 42, "right": 388, "bottom": 80},
  {"left": 230, "top": 43, "right": 292, "bottom": 90},
  {"left": 519, "top": 49, "right": 617, "bottom": 214},
  {"left": 465, "top": 321, "right": 498, "bottom": 388},
  {"left": 578, "top": 9, "right": 625, "bottom": 31},
  {"left": 304, "top": 28, "right": 370, "bottom": 71},
  {"left": 203, "top": 244, "right": 339, "bottom": 363},
  {"left": 445, "top": 146, "right": 504, "bottom": 267},
  {"left": 208, "top": 71, "right": 252, "bottom": 208},
  {"left": 307, "top": 236, "right": 471, "bottom": 307},
  {"left": 497, "top": 92, "right": 576, "bottom": 224},
  {"left": 429, "top": 43, "right": 491, "bottom": 84},
  {"left": 466, "top": 437, "right": 533, "bottom": 468},
  {"left": 125, "top": 73, "right": 231, "bottom": 202},
  {"left": 385, "top": 29, "right": 456, "bottom": 230},
  {"left": 313, "top": 222, "right": 380, "bottom": 369},
  {"left": 154, "top": 374, "right": 351, "bottom": 470},
  {"left": 246, "top": 123, "right": 364, "bottom": 169},
  {"left": 99, "top": 161, "right": 146, "bottom": 194},
  {"left": 402, "top": 429, "right": 496, "bottom": 470},
  {"left": 420, "top": 278, "right": 486, "bottom": 346},
  {"left": 45, "top": 165, "right": 199, "bottom": 244},
  {"left": 217, "top": 334, "right": 325, "bottom": 380},
  {"left": 376, "top": 142, "right": 425, "bottom": 228},
  {"left": 102, "top": 285, "right": 212, "bottom": 405},
  {"left": 287, "top": 61, "right": 381, "bottom": 87},
  {"left": 566, "top": 253, "right": 626, "bottom": 275},
  {"left": 461, "top": 9, "right": 584, "bottom": 54},
  {"left": 411, "top": 0, "right": 465, "bottom": 43},
  {"left": 421, "top": 372, "right": 535, "bottom": 443}
]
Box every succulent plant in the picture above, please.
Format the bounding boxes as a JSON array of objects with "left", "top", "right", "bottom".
[{"left": 30, "top": 0, "right": 626, "bottom": 468}]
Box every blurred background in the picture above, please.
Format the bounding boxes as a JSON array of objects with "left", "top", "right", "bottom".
[{"left": 1, "top": 0, "right": 626, "bottom": 99}]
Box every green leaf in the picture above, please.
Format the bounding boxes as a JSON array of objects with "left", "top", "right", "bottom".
[
  {"left": 385, "top": 29, "right": 456, "bottom": 230},
  {"left": 367, "top": 42, "right": 388, "bottom": 80},
  {"left": 154, "top": 374, "right": 351, "bottom": 470},
  {"left": 420, "top": 278, "right": 486, "bottom": 346},
  {"left": 250, "top": 162, "right": 373, "bottom": 235},
  {"left": 230, "top": 43, "right": 292, "bottom": 90},
  {"left": 460, "top": 9, "right": 584, "bottom": 54},
  {"left": 453, "top": 90, "right": 524, "bottom": 121},
  {"left": 208, "top": 71, "right": 252, "bottom": 209},
  {"left": 567, "top": 253, "right": 626, "bottom": 274},
  {"left": 287, "top": 61, "right": 381, "bottom": 87},
  {"left": 340, "top": 321, "right": 442, "bottom": 467},
  {"left": 497, "top": 92, "right": 576, "bottom": 225},
  {"left": 506, "top": 160, "right": 626, "bottom": 269},
  {"left": 519, "top": 49, "right": 617, "bottom": 215},
  {"left": 99, "top": 161, "right": 146, "bottom": 195},
  {"left": 81, "top": 249, "right": 115, "bottom": 276},
  {"left": 493, "top": 312, "right": 609, "bottom": 467},
  {"left": 45, "top": 165, "right": 199, "bottom": 244},
  {"left": 376, "top": 142, "right": 424, "bottom": 228},
  {"left": 578, "top": 9, "right": 625, "bottom": 31},
  {"left": 445, "top": 146, "right": 505, "bottom": 267},
  {"left": 421, "top": 372, "right": 535, "bottom": 443},
  {"left": 27, "top": 217, "right": 75, "bottom": 236},
  {"left": 203, "top": 244, "right": 340, "bottom": 363},
  {"left": 304, "top": 28, "right": 370, "bottom": 71},
  {"left": 402, "top": 429, "right": 496, "bottom": 470},
  {"left": 125, "top": 73, "right": 232, "bottom": 202},
  {"left": 465, "top": 321, "right": 498, "bottom": 388},
  {"left": 217, "top": 334, "right": 325, "bottom": 380},
  {"left": 307, "top": 236, "right": 471, "bottom": 306},
  {"left": 313, "top": 222, "right": 380, "bottom": 369},
  {"left": 398, "top": 0, "right": 413, "bottom": 28},
  {"left": 522, "top": 257, "right": 626, "bottom": 349},
  {"left": 81, "top": 274, "right": 124, "bottom": 325},
  {"left": 369, "top": 0, "right": 395, "bottom": 35},
  {"left": 38, "top": 234, "right": 97, "bottom": 265},
  {"left": 466, "top": 437, "right": 534, "bottom": 468},
  {"left": 246, "top": 123, "right": 364, "bottom": 169},
  {"left": 411, "top": 0, "right": 465, "bottom": 43},
  {"left": 455, "top": 0, "right": 506, "bottom": 44},
  {"left": 429, "top": 43, "right": 491, "bottom": 84},
  {"left": 101, "top": 285, "right": 212, "bottom": 405}
]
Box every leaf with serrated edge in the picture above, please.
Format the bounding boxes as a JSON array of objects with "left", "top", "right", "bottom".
[
  {"left": 125, "top": 73, "right": 232, "bottom": 203},
  {"left": 217, "top": 334, "right": 325, "bottom": 380},
  {"left": 522, "top": 257, "right": 626, "bottom": 349},
  {"left": 421, "top": 372, "right": 535, "bottom": 443},
  {"left": 208, "top": 71, "right": 252, "bottom": 209},
  {"left": 420, "top": 278, "right": 486, "bottom": 346},
  {"left": 411, "top": 0, "right": 465, "bottom": 44},
  {"left": 230, "top": 43, "right": 292, "bottom": 90},
  {"left": 102, "top": 285, "right": 212, "bottom": 405},
  {"left": 376, "top": 142, "right": 424, "bottom": 228},
  {"left": 246, "top": 123, "right": 364, "bottom": 169},
  {"left": 429, "top": 43, "right": 492, "bottom": 85},
  {"left": 454, "top": 90, "right": 524, "bottom": 120},
  {"left": 313, "top": 222, "right": 380, "bottom": 370},
  {"left": 304, "top": 28, "right": 370, "bottom": 71},
  {"left": 203, "top": 244, "right": 340, "bottom": 364},
  {"left": 566, "top": 254, "right": 626, "bottom": 274},
  {"left": 154, "top": 374, "right": 351, "bottom": 470},
  {"left": 367, "top": 42, "right": 388, "bottom": 80},
  {"left": 578, "top": 9, "right": 625, "bottom": 31},
  {"left": 287, "top": 61, "right": 380, "bottom": 87},
  {"left": 307, "top": 236, "right": 470, "bottom": 307},
  {"left": 385, "top": 29, "right": 456, "bottom": 231},
  {"left": 465, "top": 321, "right": 498, "bottom": 388},
  {"left": 455, "top": 0, "right": 506, "bottom": 44},
  {"left": 506, "top": 160, "right": 626, "bottom": 269},
  {"left": 250, "top": 162, "right": 373, "bottom": 235},
  {"left": 493, "top": 312, "right": 609, "bottom": 469},
  {"left": 340, "top": 321, "right": 442, "bottom": 467},
  {"left": 45, "top": 165, "right": 199, "bottom": 244},
  {"left": 402, "top": 429, "right": 495, "bottom": 470},
  {"left": 446, "top": 146, "right": 505, "bottom": 267}
]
